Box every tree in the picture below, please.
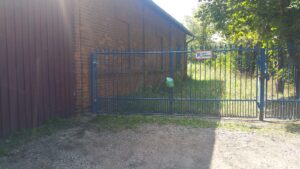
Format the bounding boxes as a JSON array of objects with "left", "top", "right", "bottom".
[
  {"left": 194, "top": 0, "right": 300, "bottom": 98},
  {"left": 184, "top": 14, "right": 215, "bottom": 49}
]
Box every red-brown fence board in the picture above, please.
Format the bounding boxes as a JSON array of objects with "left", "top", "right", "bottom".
[
  {"left": 46, "top": 0, "right": 56, "bottom": 119},
  {"left": 6, "top": 0, "right": 19, "bottom": 131},
  {"left": 0, "top": 0, "right": 75, "bottom": 137},
  {"left": 57, "top": 1, "right": 66, "bottom": 118},
  {"left": 40, "top": 0, "right": 50, "bottom": 122},
  {"left": 28, "top": 0, "right": 37, "bottom": 128},
  {"left": 66, "top": 0, "right": 73, "bottom": 117},
  {"left": 53, "top": 0, "right": 62, "bottom": 119},
  {"left": 65, "top": 0, "right": 75, "bottom": 117},
  {"left": 21, "top": 0, "right": 32, "bottom": 129},
  {"left": 0, "top": 0, "right": 9, "bottom": 136},
  {"left": 15, "top": 0, "right": 26, "bottom": 130}
]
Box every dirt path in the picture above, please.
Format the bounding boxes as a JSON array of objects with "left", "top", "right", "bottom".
[{"left": 1, "top": 124, "right": 300, "bottom": 169}]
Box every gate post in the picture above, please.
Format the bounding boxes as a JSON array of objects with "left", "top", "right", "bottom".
[
  {"left": 91, "top": 52, "right": 97, "bottom": 113},
  {"left": 259, "top": 48, "right": 266, "bottom": 121}
]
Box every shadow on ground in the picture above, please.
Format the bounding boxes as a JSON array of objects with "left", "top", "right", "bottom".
[
  {"left": 0, "top": 117, "right": 219, "bottom": 169},
  {"left": 95, "top": 77, "right": 225, "bottom": 168},
  {"left": 1, "top": 115, "right": 300, "bottom": 169}
]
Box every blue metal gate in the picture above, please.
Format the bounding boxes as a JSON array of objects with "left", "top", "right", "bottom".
[{"left": 91, "top": 46, "right": 300, "bottom": 120}]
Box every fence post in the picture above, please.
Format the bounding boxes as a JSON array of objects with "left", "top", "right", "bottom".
[
  {"left": 91, "top": 52, "right": 97, "bottom": 113},
  {"left": 259, "top": 48, "right": 266, "bottom": 121},
  {"left": 169, "top": 48, "right": 174, "bottom": 114}
]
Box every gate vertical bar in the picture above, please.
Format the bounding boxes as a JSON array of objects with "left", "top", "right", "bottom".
[
  {"left": 169, "top": 48, "right": 174, "bottom": 114},
  {"left": 91, "top": 52, "right": 97, "bottom": 113},
  {"left": 169, "top": 48, "right": 173, "bottom": 77},
  {"left": 259, "top": 48, "right": 266, "bottom": 121}
]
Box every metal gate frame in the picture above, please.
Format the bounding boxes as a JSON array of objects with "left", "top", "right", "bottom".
[{"left": 90, "top": 47, "right": 300, "bottom": 120}]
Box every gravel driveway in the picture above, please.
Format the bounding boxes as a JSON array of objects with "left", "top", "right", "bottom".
[{"left": 0, "top": 124, "right": 300, "bottom": 169}]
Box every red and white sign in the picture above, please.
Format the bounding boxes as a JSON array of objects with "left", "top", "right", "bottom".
[{"left": 195, "top": 50, "right": 213, "bottom": 60}]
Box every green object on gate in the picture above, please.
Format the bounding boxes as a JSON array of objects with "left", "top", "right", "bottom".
[{"left": 166, "top": 77, "right": 174, "bottom": 88}]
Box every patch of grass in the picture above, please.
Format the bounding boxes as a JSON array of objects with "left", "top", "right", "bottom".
[
  {"left": 89, "top": 115, "right": 266, "bottom": 132},
  {"left": 0, "top": 117, "right": 81, "bottom": 157},
  {"left": 90, "top": 115, "right": 218, "bottom": 131},
  {"left": 285, "top": 123, "right": 300, "bottom": 134},
  {"left": 90, "top": 115, "right": 300, "bottom": 135}
]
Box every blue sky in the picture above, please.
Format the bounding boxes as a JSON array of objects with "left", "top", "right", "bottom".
[{"left": 152, "top": 0, "right": 199, "bottom": 23}]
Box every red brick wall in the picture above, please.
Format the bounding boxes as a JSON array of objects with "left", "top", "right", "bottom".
[{"left": 73, "top": 0, "right": 187, "bottom": 112}]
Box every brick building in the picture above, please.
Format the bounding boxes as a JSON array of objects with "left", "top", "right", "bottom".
[
  {"left": 0, "top": 0, "right": 191, "bottom": 136},
  {"left": 73, "top": 0, "right": 193, "bottom": 112}
]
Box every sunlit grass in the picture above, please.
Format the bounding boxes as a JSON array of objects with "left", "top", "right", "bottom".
[{"left": 187, "top": 59, "right": 296, "bottom": 100}]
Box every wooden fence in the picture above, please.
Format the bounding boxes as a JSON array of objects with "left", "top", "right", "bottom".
[{"left": 0, "top": 0, "right": 75, "bottom": 137}]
